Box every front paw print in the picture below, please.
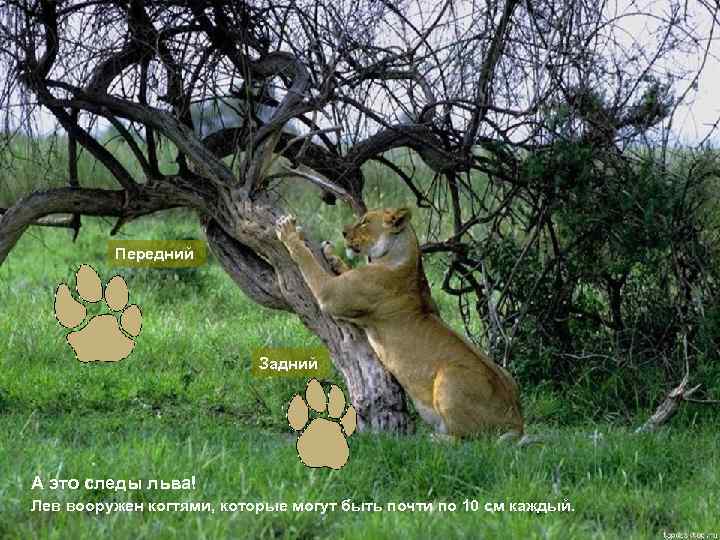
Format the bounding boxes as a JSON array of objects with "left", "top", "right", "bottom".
[
  {"left": 287, "top": 379, "right": 357, "bottom": 469},
  {"left": 54, "top": 264, "right": 142, "bottom": 362}
]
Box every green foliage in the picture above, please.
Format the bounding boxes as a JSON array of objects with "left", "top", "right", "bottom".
[{"left": 480, "top": 141, "right": 720, "bottom": 418}]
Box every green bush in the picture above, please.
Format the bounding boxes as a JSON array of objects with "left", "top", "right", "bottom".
[{"left": 475, "top": 143, "right": 720, "bottom": 420}]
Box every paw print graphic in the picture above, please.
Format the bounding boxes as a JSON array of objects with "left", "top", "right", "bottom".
[
  {"left": 54, "top": 264, "right": 142, "bottom": 362},
  {"left": 287, "top": 379, "right": 357, "bottom": 469}
]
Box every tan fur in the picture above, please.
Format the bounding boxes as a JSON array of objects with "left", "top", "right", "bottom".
[{"left": 276, "top": 208, "right": 524, "bottom": 438}]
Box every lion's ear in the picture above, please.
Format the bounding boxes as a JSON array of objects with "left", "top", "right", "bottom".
[{"left": 383, "top": 207, "right": 412, "bottom": 232}]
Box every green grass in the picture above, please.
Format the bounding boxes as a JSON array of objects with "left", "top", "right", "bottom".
[{"left": 1, "top": 210, "right": 719, "bottom": 539}]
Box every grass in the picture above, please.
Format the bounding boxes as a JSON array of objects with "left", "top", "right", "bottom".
[{"left": 1, "top": 209, "right": 719, "bottom": 539}]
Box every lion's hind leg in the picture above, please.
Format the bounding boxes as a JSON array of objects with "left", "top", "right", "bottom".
[{"left": 433, "top": 365, "right": 523, "bottom": 438}]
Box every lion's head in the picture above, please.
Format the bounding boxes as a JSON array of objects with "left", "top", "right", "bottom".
[{"left": 343, "top": 207, "right": 413, "bottom": 262}]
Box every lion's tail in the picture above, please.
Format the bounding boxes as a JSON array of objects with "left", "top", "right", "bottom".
[
  {"left": 498, "top": 430, "right": 546, "bottom": 447},
  {"left": 517, "top": 434, "right": 545, "bottom": 447}
]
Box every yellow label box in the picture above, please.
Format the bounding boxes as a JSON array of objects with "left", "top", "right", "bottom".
[
  {"left": 251, "top": 347, "right": 332, "bottom": 378},
  {"left": 108, "top": 240, "right": 207, "bottom": 268}
]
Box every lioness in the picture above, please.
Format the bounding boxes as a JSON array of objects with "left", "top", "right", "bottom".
[{"left": 276, "top": 207, "right": 524, "bottom": 439}]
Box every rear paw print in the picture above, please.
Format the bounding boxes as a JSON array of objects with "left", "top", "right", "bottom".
[
  {"left": 54, "top": 264, "right": 142, "bottom": 362},
  {"left": 287, "top": 379, "right": 357, "bottom": 469}
]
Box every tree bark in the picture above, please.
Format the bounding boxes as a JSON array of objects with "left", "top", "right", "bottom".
[{"left": 635, "top": 373, "right": 700, "bottom": 433}]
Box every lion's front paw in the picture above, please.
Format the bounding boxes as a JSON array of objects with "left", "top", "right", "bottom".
[
  {"left": 320, "top": 240, "right": 334, "bottom": 259},
  {"left": 321, "top": 241, "right": 348, "bottom": 275},
  {"left": 275, "top": 214, "right": 305, "bottom": 246},
  {"left": 275, "top": 214, "right": 296, "bottom": 243}
]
